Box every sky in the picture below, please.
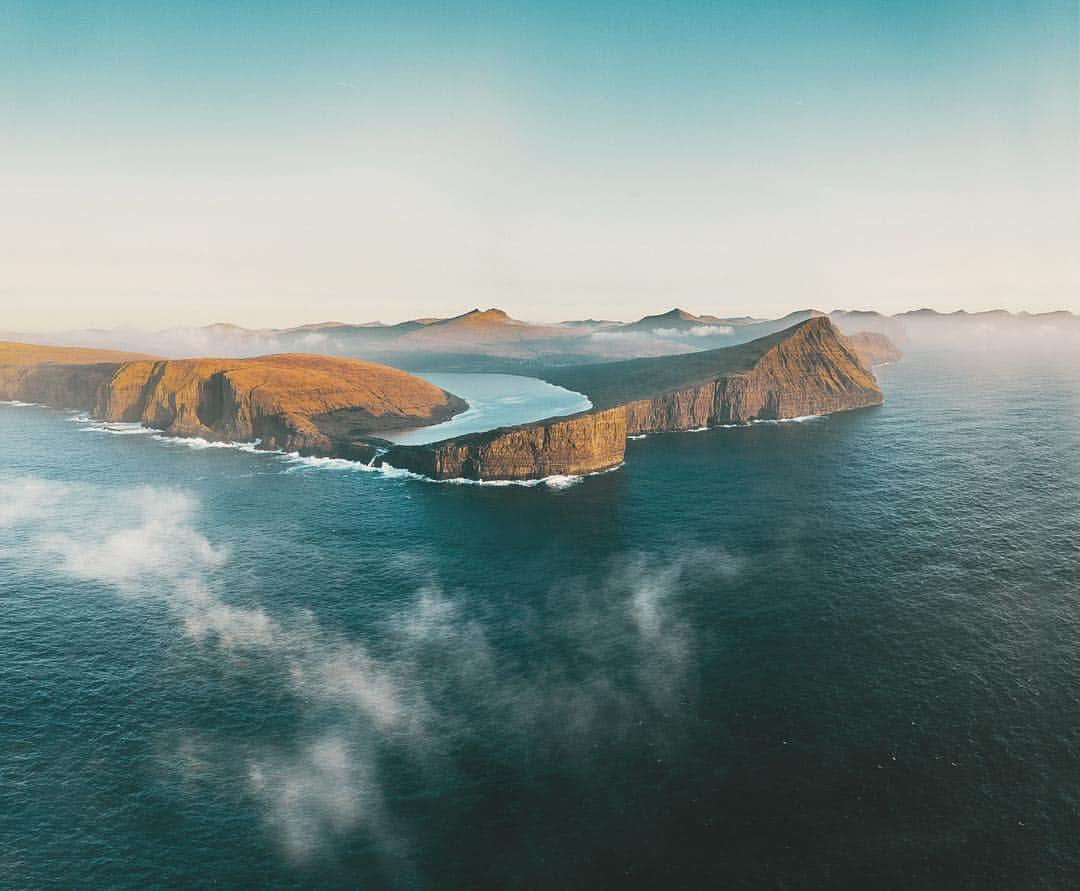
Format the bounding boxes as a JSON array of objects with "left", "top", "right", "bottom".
[{"left": 2, "top": 0, "right": 1077, "bottom": 330}]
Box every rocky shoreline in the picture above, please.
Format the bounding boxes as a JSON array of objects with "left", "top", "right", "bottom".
[
  {"left": 3, "top": 319, "right": 891, "bottom": 483},
  {"left": 377, "top": 319, "right": 885, "bottom": 480},
  {"left": 0, "top": 344, "right": 466, "bottom": 458}
]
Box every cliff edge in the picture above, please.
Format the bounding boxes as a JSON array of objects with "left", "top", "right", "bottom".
[
  {"left": 5, "top": 319, "right": 884, "bottom": 482},
  {"left": 1, "top": 345, "right": 466, "bottom": 457},
  {"left": 97, "top": 354, "right": 467, "bottom": 455},
  {"left": 0, "top": 342, "right": 154, "bottom": 410},
  {"left": 379, "top": 318, "right": 883, "bottom": 480},
  {"left": 843, "top": 331, "right": 902, "bottom": 368}
]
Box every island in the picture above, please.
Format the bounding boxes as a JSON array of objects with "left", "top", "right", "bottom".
[{"left": 376, "top": 318, "right": 883, "bottom": 480}]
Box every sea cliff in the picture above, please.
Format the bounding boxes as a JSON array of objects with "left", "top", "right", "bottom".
[
  {"left": 378, "top": 407, "right": 627, "bottom": 480},
  {"left": 621, "top": 317, "right": 883, "bottom": 434},
  {"left": 0, "top": 343, "right": 152, "bottom": 410},
  {"left": 4, "top": 319, "right": 887, "bottom": 482},
  {"left": 380, "top": 318, "right": 884, "bottom": 480},
  {"left": 1, "top": 344, "right": 465, "bottom": 457},
  {"left": 843, "top": 331, "right": 903, "bottom": 368},
  {"left": 92, "top": 355, "right": 465, "bottom": 455}
]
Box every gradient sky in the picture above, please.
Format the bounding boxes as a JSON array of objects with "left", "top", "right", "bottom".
[{"left": 2, "top": 0, "right": 1077, "bottom": 329}]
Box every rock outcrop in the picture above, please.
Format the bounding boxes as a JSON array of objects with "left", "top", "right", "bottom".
[
  {"left": 4, "top": 319, "right": 885, "bottom": 482},
  {"left": 1, "top": 345, "right": 466, "bottom": 456},
  {"left": 0, "top": 343, "right": 152, "bottom": 410},
  {"left": 93, "top": 354, "right": 465, "bottom": 454},
  {"left": 380, "top": 318, "right": 884, "bottom": 480},
  {"left": 842, "top": 331, "right": 902, "bottom": 368},
  {"left": 620, "top": 318, "right": 883, "bottom": 435},
  {"left": 379, "top": 408, "right": 627, "bottom": 480}
]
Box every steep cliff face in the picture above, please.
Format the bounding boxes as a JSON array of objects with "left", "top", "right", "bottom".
[
  {"left": 843, "top": 331, "right": 902, "bottom": 369},
  {"left": 2, "top": 363, "right": 117, "bottom": 410},
  {"left": 1, "top": 343, "right": 466, "bottom": 457},
  {"left": 0, "top": 342, "right": 150, "bottom": 410},
  {"left": 622, "top": 318, "right": 882, "bottom": 434},
  {"left": 94, "top": 354, "right": 466, "bottom": 454},
  {"left": 379, "top": 408, "right": 627, "bottom": 481},
  {"left": 383, "top": 318, "right": 885, "bottom": 480},
  {"left": 4, "top": 320, "right": 885, "bottom": 483}
]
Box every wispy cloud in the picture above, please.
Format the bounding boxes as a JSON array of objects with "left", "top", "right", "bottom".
[{"left": 0, "top": 477, "right": 742, "bottom": 863}]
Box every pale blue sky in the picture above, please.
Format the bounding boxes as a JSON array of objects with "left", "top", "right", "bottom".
[{"left": 2, "top": 1, "right": 1076, "bottom": 328}]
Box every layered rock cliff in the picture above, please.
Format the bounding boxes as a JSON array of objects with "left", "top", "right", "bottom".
[
  {"left": 378, "top": 407, "right": 627, "bottom": 480},
  {"left": 379, "top": 319, "right": 884, "bottom": 480},
  {"left": 0, "top": 343, "right": 151, "bottom": 410},
  {"left": 95, "top": 355, "right": 466, "bottom": 455},
  {"left": 1, "top": 345, "right": 466, "bottom": 457},
  {"left": 4, "top": 319, "right": 885, "bottom": 482},
  {"left": 620, "top": 318, "right": 883, "bottom": 434}
]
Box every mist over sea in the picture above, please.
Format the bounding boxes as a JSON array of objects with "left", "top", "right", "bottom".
[{"left": 2, "top": 344, "right": 1079, "bottom": 888}]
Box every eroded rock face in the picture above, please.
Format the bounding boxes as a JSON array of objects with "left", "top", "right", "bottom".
[
  {"left": 0, "top": 342, "right": 151, "bottom": 410},
  {"left": 3, "top": 319, "right": 887, "bottom": 482},
  {"left": 94, "top": 355, "right": 466, "bottom": 454},
  {"left": 1, "top": 363, "right": 118, "bottom": 410},
  {"left": 624, "top": 318, "right": 884, "bottom": 434},
  {"left": 380, "top": 318, "right": 884, "bottom": 479},
  {"left": 1, "top": 344, "right": 466, "bottom": 456},
  {"left": 379, "top": 408, "right": 627, "bottom": 480}
]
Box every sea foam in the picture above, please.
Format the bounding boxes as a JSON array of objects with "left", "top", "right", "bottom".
[
  {"left": 51, "top": 407, "right": 606, "bottom": 490},
  {"left": 751, "top": 414, "right": 824, "bottom": 425},
  {"left": 81, "top": 422, "right": 160, "bottom": 436}
]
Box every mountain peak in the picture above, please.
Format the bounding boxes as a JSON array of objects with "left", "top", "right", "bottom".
[
  {"left": 661, "top": 308, "right": 699, "bottom": 321},
  {"left": 625, "top": 308, "right": 715, "bottom": 330},
  {"left": 446, "top": 308, "right": 512, "bottom": 325}
]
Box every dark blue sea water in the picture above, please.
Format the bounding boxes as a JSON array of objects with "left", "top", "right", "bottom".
[{"left": 2, "top": 347, "right": 1079, "bottom": 889}]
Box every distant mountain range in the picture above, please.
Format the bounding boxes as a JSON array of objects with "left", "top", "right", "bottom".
[{"left": 3, "top": 306, "right": 1076, "bottom": 371}]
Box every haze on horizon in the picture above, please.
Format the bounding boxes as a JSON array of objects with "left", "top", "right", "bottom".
[{"left": 3, "top": 0, "right": 1077, "bottom": 332}]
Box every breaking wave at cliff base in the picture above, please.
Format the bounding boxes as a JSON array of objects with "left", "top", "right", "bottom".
[{"left": 66, "top": 410, "right": 596, "bottom": 489}]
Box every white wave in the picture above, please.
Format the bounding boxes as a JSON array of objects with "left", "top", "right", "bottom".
[
  {"left": 151, "top": 434, "right": 265, "bottom": 453},
  {"left": 262, "top": 447, "right": 624, "bottom": 489},
  {"left": 540, "top": 474, "right": 585, "bottom": 490},
  {"left": 57, "top": 410, "right": 613, "bottom": 491},
  {"left": 282, "top": 453, "right": 591, "bottom": 488},
  {"left": 429, "top": 461, "right": 624, "bottom": 489},
  {"left": 81, "top": 421, "right": 160, "bottom": 436},
  {"left": 0, "top": 400, "right": 41, "bottom": 407},
  {"left": 627, "top": 434, "right": 648, "bottom": 441},
  {"left": 282, "top": 453, "right": 392, "bottom": 474},
  {"left": 750, "top": 414, "right": 824, "bottom": 425},
  {"left": 441, "top": 473, "right": 582, "bottom": 489}
]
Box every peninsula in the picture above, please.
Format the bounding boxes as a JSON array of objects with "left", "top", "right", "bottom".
[
  {"left": 0, "top": 344, "right": 466, "bottom": 457},
  {"left": 3, "top": 318, "right": 886, "bottom": 481},
  {"left": 376, "top": 318, "right": 883, "bottom": 480}
]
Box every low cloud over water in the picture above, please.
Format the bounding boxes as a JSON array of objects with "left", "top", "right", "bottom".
[{"left": 0, "top": 477, "right": 742, "bottom": 864}]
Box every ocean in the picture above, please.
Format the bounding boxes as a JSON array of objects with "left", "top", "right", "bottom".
[{"left": 2, "top": 346, "right": 1079, "bottom": 888}]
